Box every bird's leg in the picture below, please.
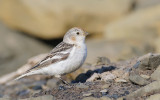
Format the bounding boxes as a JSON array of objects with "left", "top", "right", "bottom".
[
  {"left": 55, "top": 75, "right": 69, "bottom": 85},
  {"left": 59, "top": 77, "right": 70, "bottom": 85}
]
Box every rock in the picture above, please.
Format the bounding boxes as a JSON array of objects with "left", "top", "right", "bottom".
[
  {"left": 83, "top": 96, "right": 111, "bottom": 100},
  {"left": 146, "top": 94, "right": 160, "bottom": 100},
  {"left": 148, "top": 54, "right": 160, "bottom": 69},
  {"left": 46, "top": 78, "right": 61, "bottom": 88},
  {"left": 100, "top": 72, "right": 116, "bottom": 81},
  {"left": 129, "top": 73, "right": 149, "bottom": 86},
  {"left": 86, "top": 73, "right": 100, "bottom": 82},
  {"left": 0, "top": 22, "right": 50, "bottom": 76},
  {"left": 117, "top": 98, "right": 123, "bottom": 100},
  {"left": 76, "top": 83, "right": 89, "bottom": 89},
  {"left": 0, "top": 95, "right": 11, "bottom": 100},
  {"left": 27, "top": 80, "right": 46, "bottom": 90},
  {"left": 100, "top": 89, "right": 108, "bottom": 93},
  {"left": 20, "top": 95, "right": 55, "bottom": 100},
  {"left": 140, "top": 74, "right": 150, "bottom": 79},
  {"left": 0, "top": 0, "right": 133, "bottom": 39},
  {"left": 100, "top": 89, "right": 108, "bottom": 95},
  {"left": 104, "top": 4, "right": 160, "bottom": 53},
  {"left": 135, "top": 0, "right": 160, "bottom": 9},
  {"left": 112, "top": 70, "right": 129, "bottom": 80},
  {"left": 99, "top": 96, "right": 111, "bottom": 100},
  {"left": 124, "top": 81, "right": 160, "bottom": 99},
  {"left": 82, "top": 93, "right": 92, "bottom": 97},
  {"left": 134, "top": 53, "right": 160, "bottom": 70},
  {"left": 115, "top": 78, "right": 127, "bottom": 83},
  {"left": 83, "top": 97, "right": 97, "bottom": 100},
  {"left": 16, "top": 90, "right": 30, "bottom": 97},
  {"left": 96, "top": 57, "right": 110, "bottom": 65},
  {"left": 101, "top": 84, "right": 110, "bottom": 89},
  {"left": 0, "top": 98, "right": 11, "bottom": 100},
  {"left": 151, "top": 66, "right": 160, "bottom": 81},
  {"left": 105, "top": 4, "right": 160, "bottom": 41},
  {"left": 135, "top": 53, "right": 151, "bottom": 69}
]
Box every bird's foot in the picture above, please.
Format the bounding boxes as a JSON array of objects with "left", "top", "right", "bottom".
[
  {"left": 58, "top": 77, "right": 70, "bottom": 85},
  {"left": 55, "top": 75, "right": 70, "bottom": 85},
  {"left": 60, "top": 79, "right": 70, "bottom": 85}
]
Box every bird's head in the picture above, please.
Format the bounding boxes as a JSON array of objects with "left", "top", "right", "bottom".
[{"left": 63, "top": 27, "right": 88, "bottom": 45}]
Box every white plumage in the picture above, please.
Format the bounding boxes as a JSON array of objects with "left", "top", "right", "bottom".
[{"left": 15, "top": 27, "right": 88, "bottom": 83}]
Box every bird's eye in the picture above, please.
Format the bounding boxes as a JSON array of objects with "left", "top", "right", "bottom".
[{"left": 76, "top": 32, "right": 79, "bottom": 35}]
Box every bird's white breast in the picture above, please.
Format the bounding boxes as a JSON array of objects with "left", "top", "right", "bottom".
[{"left": 43, "top": 43, "right": 87, "bottom": 76}]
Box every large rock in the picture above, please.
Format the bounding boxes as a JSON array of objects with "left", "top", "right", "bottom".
[
  {"left": 104, "top": 4, "right": 160, "bottom": 46},
  {"left": 0, "top": 0, "right": 133, "bottom": 39},
  {"left": 123, "top": 81, "right": 160, "bottom": 99},
  {"left": 146, "top": 94, "right": 160, "bottom": 100},
  {"left": 135, "top": 0, "right": 160, "bottom": 9},
  {"left": 0, "top": 22, "right": 51, "bottom": 76},
  {"left": 133, "top": 53, "right": 160, "bottom": 70},
  {"left": 129, "top": 73, "right": 149, "bottom": 86},
  {"left": 151, "top": 65, "right": 160, "bottom": 81}
]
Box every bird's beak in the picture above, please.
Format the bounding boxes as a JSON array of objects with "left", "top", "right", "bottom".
[{"left": 83, "top": 32, "right": 89, "bottom": 36}]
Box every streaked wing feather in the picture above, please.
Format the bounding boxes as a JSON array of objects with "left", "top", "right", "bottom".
[{"left": 27, "top": 42, "right": 74, "bottom": 71}]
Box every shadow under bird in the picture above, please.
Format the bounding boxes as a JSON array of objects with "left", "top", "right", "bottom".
[{"left": 15, "top": 27, "right": 88, "bottom": 84}]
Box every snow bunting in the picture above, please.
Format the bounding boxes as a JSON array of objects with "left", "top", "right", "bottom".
[{"left": 15, "top": 27, "right": 88, "bottom": 84}]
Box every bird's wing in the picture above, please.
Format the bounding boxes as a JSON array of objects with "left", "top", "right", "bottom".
[{"left": 28, "top": 42, "right": 74, "bottom": 71}]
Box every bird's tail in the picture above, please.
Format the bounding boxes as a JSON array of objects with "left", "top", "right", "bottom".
[{"left": 14, "top": 71, "right": 38, "bottom": 81}]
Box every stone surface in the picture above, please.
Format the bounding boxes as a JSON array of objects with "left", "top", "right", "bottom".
[
  {"left": 0, "top": 98, "right": 11, "bottom": 100},
  {"left": 83, "top": 96, "right": 111, "bottom": 100},
  {"left": 151, "top": 66, "right": 160, "bottom": 81},
  {"left": 140, "top": 74, "right": 150, "bottom": 79},
  {"left": 46, "top": 78, "right": 61, "bottom": 88},
  {"left": 133, "top": 53, "right": 160, "bottom": 70},
  {"left": 96, "top": 57, "right": 111, "bottom": 65},
  {"left": 0, "top": 22, "right": 51, "bottom": 76},
  {"left": 0, "top": 0, "right": 133, "bottom": 39},
  {"left": 100, "top": 89, "right": 108, "bottom": 94},
  {"left": 100, "top": 72, "right": 116, "bottom": 81},
  {"left": 124, "top": 81, "right": 160, "bottom": 99},
  {"left": 129, "top": 73, "right": 149, "bottom": 86},
  {"left": 115, "top": 78, "right": 127, "bottom": 83},
  {"left": 104, "top": 4, "right": 160, "bottom": 52},
  {"left": 76, "top": 83, "right": 89, "bottom": 89},
  {"left": 146, "top": 94, "right": 160, "bottom": 100},
  {"left": 86, "top": 73, "right": 99, "bottom": 82},
  {"left": 21, "top": 95, "right": 54, "bottom": 100},
  {"left": 82, "top": 93, "right": 92, "bottom": 97},
  {"left": 101, "top": 84, "right": 110, "bottom": 89},
  {"left": 135, "top": 0, "right": 160, "bottom": 9}
]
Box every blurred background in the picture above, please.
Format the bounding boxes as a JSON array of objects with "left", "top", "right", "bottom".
[{"left": 0, "top": 0, "right": 160, "bottom": 77}]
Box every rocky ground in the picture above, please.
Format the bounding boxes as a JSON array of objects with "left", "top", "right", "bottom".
[
  {"left": 0, "top": 53, "right": 160, "bottom": 100},
  {"left": 0, "top": 0, "right": 160, "bottom": 100}
]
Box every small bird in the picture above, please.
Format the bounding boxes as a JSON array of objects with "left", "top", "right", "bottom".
[{"left": 15, "top": 27, "right": 88, "bottom": 84}]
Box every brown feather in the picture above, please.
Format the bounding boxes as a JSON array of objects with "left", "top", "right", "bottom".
[{"left": 27, "top": 42, "right": 74, "bottom": 71}]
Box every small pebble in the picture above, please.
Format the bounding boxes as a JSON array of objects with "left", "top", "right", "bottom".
[
  {"left": 76, "top": 83, "right": 89, "bottom": 89},
  {"left": 101, "top": 84, "right": 110, "bottom": 89},
  {"left": 100, "top": 89, "right": 108, "bottom": 95},
  {"left": 140, "top": 74, "right": 150, "bottom": 79},
  {"left": 83, "top": 92, "right": 92, "bottom": 97},
  {"left": 115, "top": 78, "right": 127, "bottom": 83}
]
